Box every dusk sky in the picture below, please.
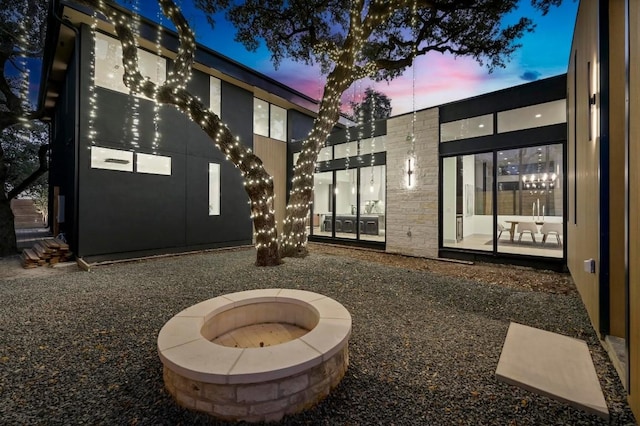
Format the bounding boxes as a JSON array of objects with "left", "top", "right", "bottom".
[{"left": 129, "top": 1, "right": 579, "bottom": 116}]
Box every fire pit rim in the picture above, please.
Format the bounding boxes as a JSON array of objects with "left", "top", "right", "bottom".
[{"left": 157, "top": 288, "right": 351, "bottom": 385}]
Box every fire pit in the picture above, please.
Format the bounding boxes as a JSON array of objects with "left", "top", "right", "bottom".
[{"left": 157, "top": 289, "right": 351, "bottom": 422}]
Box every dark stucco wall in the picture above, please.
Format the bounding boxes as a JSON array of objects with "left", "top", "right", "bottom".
[{"left": 75, "top": 25, "right": 252, "bottom": 260}]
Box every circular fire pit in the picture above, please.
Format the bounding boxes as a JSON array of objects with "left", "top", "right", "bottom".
[{"left": 157, "top": 289, "right": 351, "bottom": 423}]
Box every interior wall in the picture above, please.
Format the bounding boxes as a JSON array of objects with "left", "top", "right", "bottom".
[
  {"left": 462, "top": 154, "right": 475, "bottom": 237},
  {"left": 567, "top": 0, "right": 601, "bottom": 333},
  {"left": 442, "top": 157, "right": 456, "bottom": 242}
]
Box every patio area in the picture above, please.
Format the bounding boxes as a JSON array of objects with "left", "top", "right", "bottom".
[{"left": 0, "top": 247, "right": 634, "bottom": 425}]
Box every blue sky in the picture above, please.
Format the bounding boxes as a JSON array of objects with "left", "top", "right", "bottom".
[{"left": 130, "top": 1, "right": 579, "bottom": 116}]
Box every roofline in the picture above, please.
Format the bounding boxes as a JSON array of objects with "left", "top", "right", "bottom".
[
  {"left": 42, "top": 0, "right": 321, "bottom": 114},
  {"left": 437, "top": 73, "right": 568, "bottom": 110}
]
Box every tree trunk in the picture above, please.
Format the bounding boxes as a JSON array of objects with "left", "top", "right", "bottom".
[
  {"left": 7, "top": 144, "right": 49, "bottom": 200},
  {"left": 74, "top": 0, "right": 283, "bottom": 266},
  {"left": 280, "top": 69, "right": 351, "bottom": 258},
  {"left": 0, "top": 148, "right": 17, "bottom": 257},
  {"left": 152, "top": 86, "right": 282, "bottom": 266}
]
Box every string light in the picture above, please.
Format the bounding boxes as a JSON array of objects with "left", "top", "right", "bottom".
[
  {"left": 16, "top": 0, "right": 31, "bottom": 128},
  {"left": 151, "top": 3, "right": 164, "bottom": 154},
  {"left": 406, "top": 0, "right": 418, "bottom": 189},
  {"left": 78, "top": 0, "right": 280, "bottom": 262},
  {"left": 87, "top": 6, "right": 101, "bottom": 147},
  {"left": 129, "top": 0, "right": 141, "bottom": 150}
]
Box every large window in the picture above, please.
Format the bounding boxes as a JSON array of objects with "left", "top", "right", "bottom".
[
  {"left": 311, "top": 165, "right": 386, "bottom": 243},
  {"left": 442, "top": 153, "right": 493, "bottom": 251},
  {"left": 441, "top": 143, "right": 563, "bottom": 258},
  {"left": 496, "top": 144, "right": 563, "bottom": 257},
  {"left": 497, "top": 100, "right": 566, "bottom": 133},
  {"left": 441, "top": 100, "right": 567, "bottom": 142},
  {"left": 253, "top": 98, "right": 288, "bottom": 141},
  {"left": 359, "top": 165, "right": 385, "bottom": 242},
  {"left": 440, "top": 114, "right": 493, "bottom": 142},
  {"left": 94, "top": 32, "right": 166, "bottom": 96},
  {"left": 312, "top": 171, "right": 333, "bottom": 236},
  {"left": 335, "top": 169, "right": 357, "bottom": 240}
]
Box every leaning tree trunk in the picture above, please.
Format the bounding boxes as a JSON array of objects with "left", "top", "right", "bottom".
[
  {"left": 280, "top": 69, "right": 351, "bottom": 258},
  {"left": 153, "top": 86, "right": 281, "bottom": 266},
  {"left": 0, "top": 148, "right": 17, "bottom": 257},
  {"left": 76, "top": 0, "right": 281, "bottom": 266}
]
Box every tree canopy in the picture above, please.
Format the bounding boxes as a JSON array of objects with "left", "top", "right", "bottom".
[
  {"left": 70, "top": 0, "right": 564, "bottom": 264},
  {"left": 349, "top": 87, "right": 392, "bottom": 122},
  {"left": 0, "top": 0, "right": 49, "bottom": 257},
  {"left": 193, "top": 0, "right": 564, "bottom": 257},
  {"left": 195, "top": 0, "right": 563, "bottom": 79}
]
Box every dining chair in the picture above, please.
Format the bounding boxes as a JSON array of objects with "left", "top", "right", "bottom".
[{"left": 516, "top": 222, "right": 539, "bottom": 243}]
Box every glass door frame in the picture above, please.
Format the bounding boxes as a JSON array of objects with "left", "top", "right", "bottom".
[{"left": 439, "top": 141, "right": 567, "bottom": 265}]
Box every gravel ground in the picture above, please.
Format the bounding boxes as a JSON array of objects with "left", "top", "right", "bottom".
[{"left": 0, "top": 247, "right": 636, "bottom": 425}]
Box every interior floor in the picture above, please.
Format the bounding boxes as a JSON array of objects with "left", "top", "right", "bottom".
[{"left": 444, "top": 233, "right": 563, "bottom": 258}]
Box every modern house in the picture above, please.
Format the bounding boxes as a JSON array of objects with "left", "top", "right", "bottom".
[
  {"left": 297, "top": 75, "right": 567, "bottom": 271},
  {"left": 41, "top": 1, "right": 568, "bottom": 269},
  {"left": 38, "top": 0, "right": 638, "bottom": 419},
  {"left": 40, "top": 1, "right": 319, "bottom": 262},
  {"left": 567, "top": 0, "right": 639, "bottom": 418}
]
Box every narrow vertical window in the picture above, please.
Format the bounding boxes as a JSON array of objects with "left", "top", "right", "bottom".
[
  {"left": 588, "top": 61, "right": 592, "bottom": 141},
  {"left": 210, "top": 76, "right": 221, "bottom": 117},
  {"left": 253, "top": 98, "right": 269, "bottom": 137},
  {"left": 209, "top": 163, "right": 220, "bottom": 216},
  {"left": 269, "top": 104, "right": 287, "bottom": 141}
]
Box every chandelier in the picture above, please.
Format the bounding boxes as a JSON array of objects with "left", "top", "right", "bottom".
[{"left": 522, "top": 173, "right": 557, "bottom": 193}]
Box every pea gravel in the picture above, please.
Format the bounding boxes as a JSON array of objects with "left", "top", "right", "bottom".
[{"left": 0, "top": 248, "right": 636, "bottom": 425}]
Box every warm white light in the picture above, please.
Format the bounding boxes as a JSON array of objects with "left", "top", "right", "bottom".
[
  {"left": 478, "top": 124, "right": 484, "bottom": 128},
  {"left": 535, "top": 113, "right": 542, "bottom": 118}
]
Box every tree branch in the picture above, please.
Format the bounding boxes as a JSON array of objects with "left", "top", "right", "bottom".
[{"left": 7, "top": 144, "right": 49, "bottom": 200}]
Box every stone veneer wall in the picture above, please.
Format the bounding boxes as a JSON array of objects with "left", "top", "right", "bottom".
[
  {"left": 163, "top": 344, "right": 348, "bottom": 423},
  {"left": 385, "top": 108, "right": 439, "bottom": 258}
]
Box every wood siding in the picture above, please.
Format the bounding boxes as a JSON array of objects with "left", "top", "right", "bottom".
[
  {"left": 254, "top": 136, "right": 287, "bottom": 235},
  {"left": 609, "top": 0, "right": 627, "bottom": 338},
  {"left": 628, "top": 0, "right": 640, "bottom": 417},
  {"left": 567, "top": 0, "right": 601, "bottom": 333}
]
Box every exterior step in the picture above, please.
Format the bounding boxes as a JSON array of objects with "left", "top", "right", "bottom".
[{"left": 11, "top": 198, "right": 45, "bottom": 229}]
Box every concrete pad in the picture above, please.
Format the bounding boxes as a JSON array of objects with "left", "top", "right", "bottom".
[{"left": 495, "top": 322, "right": 609, "bottom": 419}]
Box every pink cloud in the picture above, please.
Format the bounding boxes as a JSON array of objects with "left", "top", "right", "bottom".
[{"left": 261, "top": 51, "right": 550, "bottom": 118}]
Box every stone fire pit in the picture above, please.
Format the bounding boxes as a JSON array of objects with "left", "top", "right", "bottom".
[{"left": 157, "top": 289, "right": 352, "bottom": 422}]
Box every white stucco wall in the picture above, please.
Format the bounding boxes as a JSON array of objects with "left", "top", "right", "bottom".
[{"left": 385, "top": 108, "right": 439, "bottom": 258}]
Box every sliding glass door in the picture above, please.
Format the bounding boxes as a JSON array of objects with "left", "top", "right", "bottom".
[
  {"left": 441, "top": 143, "right": 563, "bottom": 258},
  {"left": 497, "top": 144, "right": 563, "bottom": 257},
  {"left": 311, "top": 165, "right": 386, "bottom": 243},
  {"left": 442, "top": 152, "right": 494, "bottom": 251}
]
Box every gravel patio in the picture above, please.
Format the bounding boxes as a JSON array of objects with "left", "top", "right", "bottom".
[{"left": 0, "top": 247, "right": 636, "bottom": 425}]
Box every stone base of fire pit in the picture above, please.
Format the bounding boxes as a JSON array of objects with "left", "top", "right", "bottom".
[{"left": 157, "top": 289, "right": 352, "bottom": 422}]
